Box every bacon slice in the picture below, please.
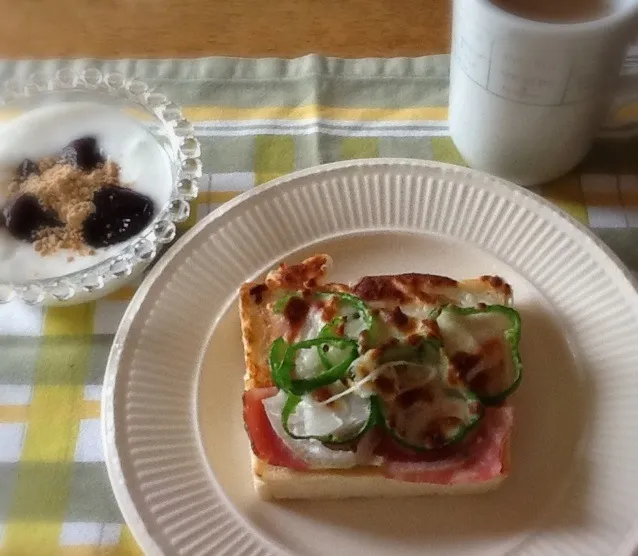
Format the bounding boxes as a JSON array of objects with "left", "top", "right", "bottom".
[
  {"left": 245, "top": 385, "right": 512, "bottom": 485},
  {"left": 243, "top": 387, "right": 309, "bottom": 470},
  {"left": 380, "top": 406, "right": 513, "bottom": 484}
]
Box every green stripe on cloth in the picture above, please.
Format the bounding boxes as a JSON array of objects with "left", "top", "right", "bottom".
[
  {"left": 254, "top": 135, "right": 295, "bottom": 184},
  {"left": 341, "top": 138, "right": 379, "bottom": 159},
  {"left": 174, "top": 79, "right": 318, "bottom": 108},
  {"left": 5, "top": 463, "right": 73, "bottom": 520},
  {"left": 431, "top": 137, "right": 466, "bottom": 166},
  {"left": 320, "top": 80, "right": 448, "bottom": 108},
  {"left": 0, "top": 464, "right": 17, "bottom": 520}
]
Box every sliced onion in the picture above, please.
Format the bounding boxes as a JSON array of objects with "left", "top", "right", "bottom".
[
  {"left": 294, "top": 309, "right": 328, "bottom": 379},
  {"left": 340, "top": 304, "right": 368, "bottom": 338},
  {"left": 287, "top": 392, "right": 344, "bottom": 437},
  {"left": 263, "top": 391, "right": 358, "bottom": 469},
  {"left": 284, "top": 382, "right": 372, "bottom": 440},
  {"left": 295, "top": 346, "right": 323, "bottom": 380}
]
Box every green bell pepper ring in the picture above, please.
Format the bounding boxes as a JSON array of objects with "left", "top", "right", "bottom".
[
  {"left": 281, "top": 392, "right": 381, "bottom": 443},
  {"left": 317, "top": 316, "right": 348, "bottom": 369},
  {"left": 270, "top": 336, "right": 359, "bottom": 395},
  {"left": 268, "top": 337, "right": 290, "bottom": 386},
  {"left": 438, "top": 304, "right": 522, "bottom": 405},
  {"left": 377, "top": 385, "right": 483, "bottom": 451},
  {"left": 274, "top": 291, "right": 374, "bottom": 322},
  {"left": 315, "top": 292, "right": 379, "bottom": 367},
  {"left": 377, "top": 335, "right": 443, "bottom": 366},
  {"left": 315, "top": 291, "right": 375, "bottom": 329}
]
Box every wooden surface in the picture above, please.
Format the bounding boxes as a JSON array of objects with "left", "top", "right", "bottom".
[{"left": 0, "top": 0, "right": 450, "bottom": 58}]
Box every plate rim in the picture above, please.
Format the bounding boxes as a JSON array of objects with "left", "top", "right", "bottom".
[{"left": 101, "top": 157, "right": 638, "bottom": 556}]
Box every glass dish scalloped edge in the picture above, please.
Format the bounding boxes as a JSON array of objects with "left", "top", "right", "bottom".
[{"left": 0, "top": 68, "right": 202, "bottom": 306}]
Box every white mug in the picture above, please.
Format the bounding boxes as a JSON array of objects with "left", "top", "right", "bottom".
[{"left": 448, "top": 0, "right": 638, "bottom": 186}]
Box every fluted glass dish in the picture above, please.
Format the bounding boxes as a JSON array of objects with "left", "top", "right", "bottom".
[{"left": 0, "top": 68, "right": 201, "bottom": 306}]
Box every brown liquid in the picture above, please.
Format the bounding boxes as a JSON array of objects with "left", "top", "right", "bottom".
[{"left": 490, "top": 0, "right": 614, "bottom": 23}]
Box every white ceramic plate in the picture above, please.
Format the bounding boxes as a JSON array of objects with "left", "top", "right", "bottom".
[{"left": 102, "top": 159, "right": 638, "bottom": 556}]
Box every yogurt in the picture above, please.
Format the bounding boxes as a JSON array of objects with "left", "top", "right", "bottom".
[{"left": 0, "top": 101, "right": 173, "bottom": 283}]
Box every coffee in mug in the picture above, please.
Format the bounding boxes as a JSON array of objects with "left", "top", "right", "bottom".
[{"left": 490, "top": 0, "right": 614, "bottom": 23}]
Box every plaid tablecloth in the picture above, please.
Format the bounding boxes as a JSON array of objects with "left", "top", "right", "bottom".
[{"left": 0, "top": 54, "right": 637, "bottom": 556}]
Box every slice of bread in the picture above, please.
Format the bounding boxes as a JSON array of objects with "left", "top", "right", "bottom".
[{"left": 240, "top": 254, "right": 514, "bottom": 500}]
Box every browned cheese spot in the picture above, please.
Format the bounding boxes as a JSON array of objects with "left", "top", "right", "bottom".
[
  {"left": 320, "top": 295, "right": 340, "bottom": 323},
  {"left": 396, "top": 386, "right": 434, "bottom": 409},
  {"left": 374, "top": 374, "right": 397, "bottom": 397},
  {"left": 248, "top": 284, "right": 268, "bottom": 304},
  {"left": 283, "top": 296, "right": 310, "bottom": 340},
  {"left": 451, "top": 352, "right": 481, "bottom": 378},
  {"left": 353, "top": 276, "right": 407, "bottom": 303},
  {"left": 389, "top": 305, "right": 412, "bottom": 331},
  {"left": 283, "top": 296, "right": 309, "bottom": 324},
  {"left": 406, "top": 333, "right": 423, "bottom": 346},
  {"left": 420, "top": 417, "right": 463, "bottom": 447},
  {"left": 274, "top": 255, "right": 328, "bottom": 288},
  {"left": 311, "top": 387, "right": 333, "bottom": 404},
  {"left": 479, "top": 275, "right": 512, "bottom": 297}
]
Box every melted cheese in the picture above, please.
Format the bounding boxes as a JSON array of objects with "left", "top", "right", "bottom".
[
  {"left": 400, "top": 303, "right": 438, "bottom": 320},
  {"left": 437, "top": 309, "right": 511, "bottom": 355},
  {"left": 376, "top": 357, "right": 478, "bottom": 447},
  {"left": 278, "top": 291, "right": 511, "bottom": 453}
]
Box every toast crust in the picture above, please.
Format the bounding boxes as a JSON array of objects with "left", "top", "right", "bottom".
[
  {"left": 251, "top": 453, "right": 507, "bottom": 500},
  {"left": 240, "top": 254, "right": 334, "bottom": 390},
  {"left": 240, "top": 255, "right": 513, "bottom": 499}
]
